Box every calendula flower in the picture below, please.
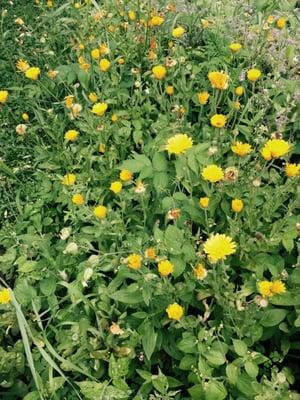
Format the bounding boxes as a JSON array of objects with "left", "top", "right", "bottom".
[
  {"left": 72, "top": 193, "right": 84, "bottom": 205},
  {"left": 229, "top": 42, "right": 242, "bottom": 52},
  {"left": 258, "top": 281, "right": 273, "bottom": 297},
  {"left": 210, "top": 114, "right": 227, "bottom": 128},
  {"left": 135, "top": 181, "right": 146, "bottom": 194},
  {"left": 201, "top": 19, "right": 210, "bottom": 28},
  {"left": 208, "top": 71, "right": 229, "bottom": 90},
  {"left": 193, "top": 264, "right": 207, "bottom": 280},
  {"left": 166, "top": 303, "right": 184, "bottom": 320},
  {"left": 0, "top": 288, "right": 11, "bottom": 304},
  {"left": 204, "top": 233, "right": 237, "bottom": 262},
  {"left": 197, "top": 91, "right": 210, "bottom": 105},
  {"left": 99, "top": 58, "right": 111, "bottom": 72},
  {"left": 172, "top": 26, "right": 185, "bottom": 38},
  {"left": 231, "top": 199, "right": 244, "bottom": 212},
  {"left": 120, "top": 170, "right": 132, "bottom": 181},
  {"left": 64, "top": 129, "right": 79, "bottom": 142},
  {"left": 94, "top": 205, "right": 107, "bottom": 219},
  {"left": 92, "top": 102, "right": 108, "bottom": 116},
  {"left": 285, "top": 163, "right": 300, "bottom": 178},
  {"left": 152, "top": 65, "right": 167, "bottom": 80},
  {"left": 25, "top": 67, "right": 41, "bottom": 80},
  {"left": 199, "top": 197, "right": 210, "bottom": 208},
  {"left": 267, "top": 15, "right": 275, "bottom": 24},
  {"left": 167, "top": 209, "right": 181, "bottom": 220},
  {"left": 233, "top": 101, "right": 241, "bottom": 110},
  {"left": 150, "top": 16, "right": 164, "bottom": 26},
  {"left": 88, "top": 92, "right": 98, "bottom": 103},
  {"left": 62, "top": 173, "right": 76, "bottom": 186},
  {"left": 98, "top": 143, "right": 105, "bottom": 153},
  {"left": 91, "top": 48, "right": 100, "bottom": 59},
  {"left": 127, "top": 254, "right": 142, "bottom": 269},
  {"left": 276, "top": 17, "right": 286, "bottom": 29},
  {"left": 231, "top": 142, "right": 252, "bottom": 156},
  {"left": 224, "top": 166, "right": 239, "bottom": 182},
  {"left": 47, "top": 70, "right": 59, "bottom": 79},
  {"left": 247, "top": 68, "right": 261, "bottom": 82},
  {"left": 15, "top": 17, "right": 24, "bottom": 25},
  {"left": 99, "top": 43, "right": 109, "bottom": 55},
  {"left": 22, "top": 113, "right": 29, "bottom": 121},
  {"left": 118, "top": 58, "right": 125, "bottom": 65},
  {"left": 235, "top": 86, "right": 244, "bottom": 96},
  {"left": 158, "top": 260, "right": 174, "bottom": 276},
  {"left": 72, "top": 103, "right": 82, "bottom": 116},
  {"left": 271, "top": 280, "right": 286, "bottom": 295},
  {"left": 166, "top": 134, "right": 193, "bottom": 155},
  {"left": 16, "top": 59, "right": 29, "bottom": 72},
  {"left": 201, "top": 165, "right": 224, "bottom": 183},
  {"left": 165, "top": 85, "right": 174, "bottom": 95},
  {"left": 63, "top": 242, "right": 78, "bottom": 254},
  {"left": 110, "top": 181, "right": 122, "bottom": 194},
  {"left": 16, "top": 124, "right": 27, "bottom": 136},
  {"left": 145, "top": 247, "right": 156, "bottom": 259},
  {"left": 0, "top": 90, "right": 9, "bottom": 104},
  {"left": 111, "top": 114, "right": 118, "bottom": 122},
  {"left": 260, "top": 139, "right": 290, "bottom": 160}
]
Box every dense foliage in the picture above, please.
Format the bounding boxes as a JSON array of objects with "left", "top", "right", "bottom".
[{"left": 0, "top": 0, "right": 300, "bottom": 399}]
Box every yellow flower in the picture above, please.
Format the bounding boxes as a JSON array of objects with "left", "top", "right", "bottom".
[
  {"left": 152, "top": 65, "right": 167, "bottom": 80},
  {"left": 62, "top": 174, "right": 76, "bottom": 186},
  {"left": 15, "top": 17, "right": 24, "bottom": 25},
  {"left": 91, "top": 48, "right": 100, "bottom": 59},
  {"left": 99, "top": 143, "right": 106, "bottom": 153},
  {"left": 110, "top": 181, "right": 122, "bottom": 194},
  {"left": 199, "top": 197, "right": 210, "bottom": 208},
  {"left": 65, "top": 95, "right": 74, "bottom": 109},
  {"left": 267, "top": 15, "right": 275, "bottom": 24},
  {"left": 118, "top": 58, "right": 125, "bottom": 65},
  {"left": 47, "top": 70, "right": 59, "bottom": 79},
  {"left": 127, "top": 254, "right": 142, "bottom": 269},
  {"left": 22, "top": 113, "right": 29, "bottom": 121},
  {"left": 150, "top": 16, "right": 164, "bottom": 26},
  {"left": 99, "top": 43, "right": 109, "bottom": 55},
  {"left": 128, "top": 10, "right": 136, "bottom": 21},
  {"left": 193, "top": 264, "right": 207, "bottom": 280},
  {"left": 229, "top": 42, "right": 242, "bottom": 52},
  {"left": 260, "top": 139, "right": 290, "bottom": 160},
  {"left": 165, "top": 85, "right": 174, "bottom": 95},
  {"left": 99, "top": 59, "right": 111, "bottom": 72},
  {"left": 233, "top": 101, "right": 241, "bottom": 110},
  {"left": 258, "top": 281, "right": 273, "bottom": 297},
  {"left": 231, "top": 199, "right": 244, "bottom": 212},
  {"left": 0, "top": 288, "right": 11, "bottom": 304},
  {"left": 201, "top": 19, "right": 210, "bottom": 28},
  {"left": 120, "top": 170, "right": 132, "bottom": 181},
  {"left": 89, "top": 92, "right": 98, "bottom": 103},
  {"left": 92, "top": 102, "right": 108, "bottom": 116},
  {"left": 94, "top": 205, "right": 107, "bottom": 219},
  {"left": 16, "top": 124, "right": 26, "bottom": 136},
  {"left": 16, "top": 59, "right": 29, "bottom": 72},
  {"left": 72, "top": 193, "right": 84, "bottom": 205},
  {"left": 247, "top": 68, "right": 261, "bottom": 82},
  {"left": 25, "top": 67, "right": 41, "bottom": 80},
  {"left": 0, "top": 90, "right": 9, "bottom": 105},
  {"left": 285, "top": 163, "right": 300, "bottom": 178},
  {"left": 172, "top": 26, "right": 185, "bottom": 38},
  {"left": 74, "top": 2, "right": 80, "bottom": 8},
  {"left": 158, "top": 260, "right": 174, "bottom": 276},
  {"left": 64, "top": 129, "right": 79, "bottom": 142},
  {"left": 111, "top": 114, "right": 118, "bottom": 122},
  {"left": 203, "top": 233, "right": 237, "bottom": 263},
  {"left": 166, "top": 134, "right": 193, "bottom": 155},
  {"left": 276, "top": 17, "right": 286, "bottom": 29},
  {"left": 197, "top": 91, "right": 210, "bottom": 105},
  {"left": 231, "top": 142, "right": 252, "bottom": 157},
  {"left": 235, "top": 86, "right": 244, "bottom": 96},
  {"left": 271, "top": 280, "right": 286, "bottom": 295},
  {"left": 210, "top": 114, "right": 227, "bottom": 128},
  {"left": 201, "top": 165, "right": 224, "bottom": 183},
  {"left": 208, "top": 71, "right": 229, "bottom": 90},
  {"left": 166, "top": 303, "right": 184, "bottom": 320},
  {"left": 145, "top": 247, "right": 156, "bottom": 259}
]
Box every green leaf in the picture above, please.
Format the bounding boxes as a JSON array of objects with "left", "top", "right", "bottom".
[
  {"left": 205, "top": 350, "right": 226, "bottom": 366},
  {"left": 77, "top": 381, "right": 106, "bottom": 400},
  {"left": 204, "top": 380, "right": 227, "bottom": 400},
  {"left": 110, "top": 285, "right": 143, "bottom": 304},
  {"left": 153, "top": 172, "right": 169, "bottom": 191},
  {"left": 245, "top": 361, "right": 259, "bottom": 379},
  {"left": 226, "top": 364, "right": 239, "bottom": 385},
  {"left": 260, "top": 309, "right": 288, "bottom": 327},
  {"left": 40, "top": 277, "right": 57, "bottom": 296},
  {"left": 152, "top": 152, "right": 168, "bottom": 171},
  {"left": 18, "top": 261, "right": 38, "bottom": 273},
  {"left": 232, "top": 339, "right": 247, "bottom": 357},
  {"left": 142, "top": 322, "right": 157, "bottom": 360},
  {"left": 14, "top": 279, "right": 37, "bottom": 307},
  {"left": 152, "top": 370, "right": 168, "bottom": 395},
  {"left": 120, "top": 154, "right": 151, "bottom": 173},
  {"left": 170, "top": 257, "right": 186, "bottom": 278},
  {"left": 179, "top": 355, "right": 197, "bottom": 370},
  {"left": 77, "top": 69, "right": 90, "bottom": 91},
  {"left": 0, "top": 161, "right": 16, "bottom": 179},
  {"left": 188, "top": 384, "right": 204, "bottom": 399},
  {"left": 177, "top": 334, "right": 197, "bottom": 353},
  {"left": 109, "top": 355, "right": 129, "bottom": 380}
]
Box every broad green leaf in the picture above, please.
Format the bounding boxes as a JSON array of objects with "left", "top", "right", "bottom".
[
  {"left": 232, "top": 339, "right": 248, "bottom": 357},
  {"left": 110, "top": 287, "right": 143, "bottom": 304},
  {"left": 152, "top": 152, "right": 168, "bottom": 171},
  {"left": 245, "top": 361, "right": 259, "bottom": 379},
  {"left": 142, "top": 322, "right": 157, "bottom": 360},
  {"left": 204, "top": 380, "right": 227, "bottom": 400},
  {"left": 205, "top": 350, "right": 226, "bottom": 366},
  {"left": 226, "top": 364, "right": 239, "bottom": 385},
  {"left": 260, "top": 309, "right": 288, "bottom": 327}
]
